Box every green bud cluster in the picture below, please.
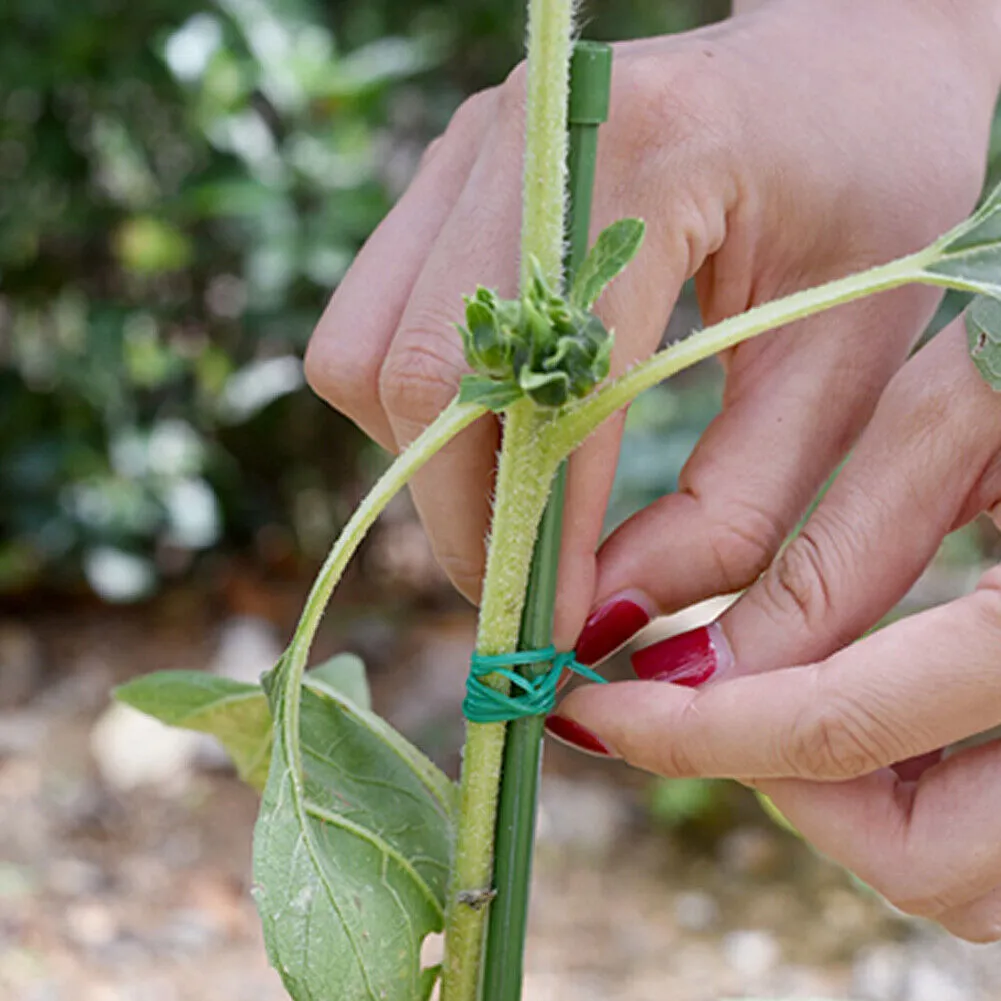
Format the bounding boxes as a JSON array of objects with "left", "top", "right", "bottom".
[{"left": 457, "top": 258, "right": 613, "bottom": 411}]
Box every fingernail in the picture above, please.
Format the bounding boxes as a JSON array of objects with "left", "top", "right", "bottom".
[
  {"left": 631, "top": 621, "right": 733, "bottom": 687},
  {"left": 575, "top": 591, "right": 654, "bottom": 666},
  {"left": 544, "top": 714, "right": 618, "bottom": 758}
]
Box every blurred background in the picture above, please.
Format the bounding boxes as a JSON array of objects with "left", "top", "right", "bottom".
[{"left": 3, "top": 1, "right": 1001, "bottom": 999}]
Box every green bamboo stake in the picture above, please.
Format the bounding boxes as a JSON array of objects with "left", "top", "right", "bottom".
[{"left": 481, "top": 41, "right": 612, "bottom": 1001}]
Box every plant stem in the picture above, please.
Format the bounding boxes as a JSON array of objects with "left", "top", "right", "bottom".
[
  {"left": 288, "top": 400, "right": 485, "bottom": 667},
  {"left": 442, "top": 401, "right": 560, "bottom": 1001},
  {"left": 520, "top": 0, "right": 574, "bottom": 288},
  {"left": 548, "top": 248, "right": 937, "bottom": 458},
  {"left": 443, "top": 2, "right": 575, "bottom": 996},
  {"left": 482, "top": 41, "right": 612, "bottom": 1001}
]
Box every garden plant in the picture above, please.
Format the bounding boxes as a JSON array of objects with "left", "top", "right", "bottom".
[{"left": 118, "top": 0, "right": 1001, "bottom": 998}]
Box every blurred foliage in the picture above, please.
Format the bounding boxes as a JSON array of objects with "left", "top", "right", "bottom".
[
  {"left": 0, "top": 0, "right": 719, "bottom": 600},
  {"left": 4, "top": 0, "right": 995, "bottom": 602}
]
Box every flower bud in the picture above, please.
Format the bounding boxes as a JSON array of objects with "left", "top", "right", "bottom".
[{"left": 457, "top": 258, "right": 614, "bottom": 411}]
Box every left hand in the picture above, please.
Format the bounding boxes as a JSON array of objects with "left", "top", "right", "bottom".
[{"left": 548, "top": 318, "right": 1001, "bottom": 943}]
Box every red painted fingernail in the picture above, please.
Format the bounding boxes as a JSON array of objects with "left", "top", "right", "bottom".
[
  {"left": 631, "top": 622, "right": 733, "bottom": 687},
  {"left": 575, "top": 591, "right": 654, "bottom": 666},
  {"left": 544, "top": 714, "right": 617, "bottom": 757}
]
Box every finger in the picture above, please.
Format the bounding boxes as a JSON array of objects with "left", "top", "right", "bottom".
[
  {"left": 621, "top": 321, "right": 1001, "bottom": 681},
  {"left": 721, "top": 320, "right": 1001, "bottom": 671},
  {"left": 938, "top": 886, "right": 1001, "bottom": 943},
  {"left": 553, "top": 565, "right": 1001, "bottom": 780},
  {"left": 587, "top": 281, "right": 939, "bottom": 643},
  {"left": 755, "top": 737, "right": 1001, "bottom": 942},
  {"left": 377, "top": 82, "right": 524, "bottom": 600},
  {"left": 381, "top": 62, "right": 719, "bottom": 608},
  {"left": 304, "top": 88, "right": 498, "bottom": 451}
]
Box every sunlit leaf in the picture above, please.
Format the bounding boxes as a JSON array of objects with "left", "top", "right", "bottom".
[
  {"left": 114, "top": 654, "right": 374, "bottom": 792},
  {"left": 570, "top": 218, "right": 645, "bottom": 310},
  {"left": 307, "top": 653, "right": 371, "bottom": 711},
  {"left": 458, "top": 373, "right": 523, "bottom": 411},
  {"left": 253, "top": 650, "right": 455, "bottom": 1001}
]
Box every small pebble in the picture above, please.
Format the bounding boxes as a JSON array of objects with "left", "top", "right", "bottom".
[{"left": 723, "top": 929, "right": 781, "bottom": 980}]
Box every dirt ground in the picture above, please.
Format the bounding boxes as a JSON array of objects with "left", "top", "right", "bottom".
[{"left": 3, "top": 582, "right": 1001, "bottom": 1001}]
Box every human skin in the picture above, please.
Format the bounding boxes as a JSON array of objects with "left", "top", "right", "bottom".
[{"left": 305, "top": 0, "right": 1001, "bottom": 940}]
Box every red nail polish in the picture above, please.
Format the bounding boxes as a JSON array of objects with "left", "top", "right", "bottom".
[
  {"left": 575, "top": 594, "right": 652, "bottom": 666},
  {"left": 544, "top": 714, "right": 615, "bottom": 757},
  {"left": 631, "top": 622, "right": 732, "bottom": 687}
]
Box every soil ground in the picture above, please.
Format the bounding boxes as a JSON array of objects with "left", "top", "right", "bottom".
[{"left": 2, "top": 576, "right": 1000, "bottom": 1001}]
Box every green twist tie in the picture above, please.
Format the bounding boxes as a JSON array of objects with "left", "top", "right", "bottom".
[{"left": 463, "top": 645, "right": 607, "bottom": 724}]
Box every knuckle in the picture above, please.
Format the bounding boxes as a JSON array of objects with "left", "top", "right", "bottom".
[
  {"left": 619, "top": 51, "right": 741, "bottom": 167},
  {"left": 419, "top": 87, "right": 498, "bottom": 173},
  {"left": 449, "top": 86, "right": 499, "bottom": 135},
  {"left": 498, "top": 62, "right": 527, "bottom": 119},
  {"left": 303, "top": 327, "right": 375, "bottom": 415},
  {"left": 972, "top": 571, "right": 1001, "bottom": 637},
  {"left": 704, "top": 498, "right": 786, "bottom": 593},
  {"left": 644, "top": 698, "right": 702, "bottom": 779},
  {"left": 417, "top": 134, "right": 445, "bottom": 172},
  {"left": 760, "top": 526, "right": 835, "bottom": 632},
  {"left": 787, "top": 679, "right": 889, "bottom": 780},
  {"left": 379, "top": 322, "right": 467, "bottom": 430},
  {"left": 435, "top": 548, "right": 485, "bottom": 604}
]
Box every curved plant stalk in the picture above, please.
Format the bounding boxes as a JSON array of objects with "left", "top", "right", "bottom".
[
  {"left": 547, "top": 247, "right": 935, "bottom": 458},
  {"left": 282, "top": 398, "right": 486, "bottom": 703}
]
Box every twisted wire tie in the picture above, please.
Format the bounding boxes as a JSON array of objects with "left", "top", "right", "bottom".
[{"left": 462, "top": 644, "right": 607, "bottom": 724}]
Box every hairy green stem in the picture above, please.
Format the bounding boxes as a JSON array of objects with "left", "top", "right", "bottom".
[
  {"left": 548, "top": 248, "right": 937, "bottom": 458},
  {"left": 442, "top": 401, "right": 560, "bottom": 1001},
  {"left": 520, "top": 0, "right": 573, "bottom": 288},
  {"left": 442, "top": 0, "right": 575, "bottom": 996}
]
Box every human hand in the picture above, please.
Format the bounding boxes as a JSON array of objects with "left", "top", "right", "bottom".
[
  {"left": 547, "top": 317, "right": 1001, "bottom": 942},
  {"left": 305, "top": 0, "right": 999, "bottom": 651}
]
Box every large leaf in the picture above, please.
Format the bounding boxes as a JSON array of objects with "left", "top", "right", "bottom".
[
  {"left": 115, "top": 671, "right": 274, "bottom": 789},
  {"left": 114, "top": 654, "right": 373, "bottom": 792},
  {"left": 253, "top": 649, "right": 455, "bottom": 1001},
  {"left": 570, "top": 218, "right": 645, "bottom": 310},
  {"left": 305, "top": 653, "right": 372, "bottom": 711},
  {"left": 966, "top": 295, "right": 1001, "bottom": 391}
]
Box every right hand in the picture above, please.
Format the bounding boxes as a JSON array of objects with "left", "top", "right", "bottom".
[{"left": 304, "top": 0, "right": 1000, "bottom": 650}]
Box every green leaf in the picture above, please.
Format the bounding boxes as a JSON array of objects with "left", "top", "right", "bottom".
[
  {"left": 966, "top": 295, "right": 1001, "bottom": 391},
  {"left": 253, "top": 647, "right": 455, "bottom": 1001},
  {"left": 570, "top": 218, "right": 645, "bottom": 310},
  {"left": 419, "top": 964, "right": 441, "bottom": 1001},
  {"left": 113, "top": 654, "right": 375, "bottom": 792},
  {"left": 114, "top": 671, "right": 273, "bottom": 790},
  {"left": 458, "top": 373, "right": 523, "bottom": 411},
  {"left": 307, "top": 653, "right": 371, "bottom": 711},
  {"left": 925, "top": 181, "right": 1001, "bottom": 300}
]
